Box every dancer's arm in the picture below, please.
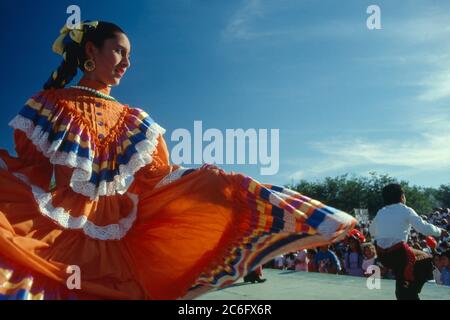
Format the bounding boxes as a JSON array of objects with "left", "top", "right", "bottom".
[{"left": 407, "top": 208, "right": 443, "bottom": 237}]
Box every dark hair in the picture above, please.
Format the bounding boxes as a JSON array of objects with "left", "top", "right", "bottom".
[
  {"left": 44, "top": 21, "right": 125, "bottom": 90},
  {"left": 382, "top": 183, "right": 404, "bottom": 205}
]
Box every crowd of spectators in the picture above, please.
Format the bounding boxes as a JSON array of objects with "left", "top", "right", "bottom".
[{"left": 264, "top": 208, "right": 450, "bottom": 286}]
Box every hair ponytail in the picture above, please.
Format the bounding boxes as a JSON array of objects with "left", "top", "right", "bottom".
[{"left": 43, "top": 40, "right": 81, "bottom": 90}]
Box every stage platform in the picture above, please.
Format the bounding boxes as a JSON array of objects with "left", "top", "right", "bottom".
[{"left": 197, "top": 269, "right": 450, "bottom": 300}]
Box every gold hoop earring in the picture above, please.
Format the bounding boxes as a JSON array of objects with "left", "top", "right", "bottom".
[{"left": 84, "top": 59, "right": 96, "bottom": 72}]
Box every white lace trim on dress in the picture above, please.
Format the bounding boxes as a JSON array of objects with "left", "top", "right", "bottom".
[
  {"left": 12, "top": 172, "right": 138, "bottom": 240},
  {"left": 154, "top": 166, "right": 192, "bottom": 189},
  {"left": 9, "top": 113, "right": 165, "bottom": 200}
]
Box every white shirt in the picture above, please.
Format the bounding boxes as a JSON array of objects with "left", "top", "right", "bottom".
[
  {"left": 274, "top": 255, "right": 285, "bottom": 268},
  {"left": 362, "top": 257, "right": 376, "bottom": 273},
  {"left": 285, "top": 255, "right": 297, "bottom": 269},
  {"left": 369, "top": 203, "right": 442, "bottom": 249},
  {"left": 295, "top": 249, "right": 308, "bottom": 271}
]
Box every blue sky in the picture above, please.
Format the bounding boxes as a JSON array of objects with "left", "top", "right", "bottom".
[{"left": 1, "top": 0, "right": 449, "bottom": 187}]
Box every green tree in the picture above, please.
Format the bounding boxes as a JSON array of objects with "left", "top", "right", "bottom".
[
  {"left": 287, "top": 172, "right": 444, "bottom": 220},
  {"left": 435, "top": 184, "right": 450, "bottom": 208}
]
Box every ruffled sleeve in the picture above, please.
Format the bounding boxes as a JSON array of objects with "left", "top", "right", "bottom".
[
  {"left": 14, "top": 129, "right": 54, "bottom": 190},
  {"left": 0, "top": 90, "right": 54, "bottom": 191},
  {"left": 0, "top": 129, "right": 54, "bottom": 192},
  {"left": 150, "top": 134, "right": 171, "bottom": 168},
  {"left": 7, "top": 88, "right": 167, "bottom": 199},
  {"left": 128, "top": 134, "right": 181, "bottom": 194}
]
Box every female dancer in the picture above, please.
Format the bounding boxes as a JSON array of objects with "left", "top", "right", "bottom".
[{"left": 0, "top": 21, "right": 356, "bottom": 299}]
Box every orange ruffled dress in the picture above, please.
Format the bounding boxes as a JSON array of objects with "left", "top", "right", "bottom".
[{"left": 0, "top": 79, "right": 356, "bottom": 299}]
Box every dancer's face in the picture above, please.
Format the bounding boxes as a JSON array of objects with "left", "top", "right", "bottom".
[{"left": 84, "top": 32, "right": 131, "bottom": 86}]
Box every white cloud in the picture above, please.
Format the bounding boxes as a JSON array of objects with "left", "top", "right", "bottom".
[
  {"left": 222, "top": 1, "right": 450, "bottom": 183},
  {"left": 354, "top": 52, "right": 450, "bottom": 103},
  {"left": 223, "top": 0, "right": 265, "bottom": 40},
  {"left": 416, "top": 64, "right": 450, "bottom": 102},
  {"left": 358, "top": 8, "right": 450, "bottom": 103},
  {"left": 287, "top": 111, "right": 450, "bottom": 181},
  {"left": 387, "top": 10, "right": 450, "bottom": 45},
  {"left": 222, "top": 0, "right": 362, "bottom": 42}
]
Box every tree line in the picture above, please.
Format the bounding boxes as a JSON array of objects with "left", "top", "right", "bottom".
[{"left": 286, "top": 172, "right": 450, "bottom": 219}]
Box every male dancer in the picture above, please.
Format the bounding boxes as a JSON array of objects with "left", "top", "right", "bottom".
[{"left": 370, "top": 183, "right": 448, "bottom": 300}]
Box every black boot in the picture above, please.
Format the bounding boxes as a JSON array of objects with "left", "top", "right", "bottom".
[{"left": 243, "top": 271, "right": 258, "bottom": 283}]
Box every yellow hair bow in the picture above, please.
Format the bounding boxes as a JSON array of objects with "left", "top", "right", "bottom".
[{"left": 52, "top": 21, "right": 99, "bottom": 56}]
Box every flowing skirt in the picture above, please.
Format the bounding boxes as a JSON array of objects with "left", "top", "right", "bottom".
[{"left": 0, "top": 163, "right": 356, "bottom": 299}]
